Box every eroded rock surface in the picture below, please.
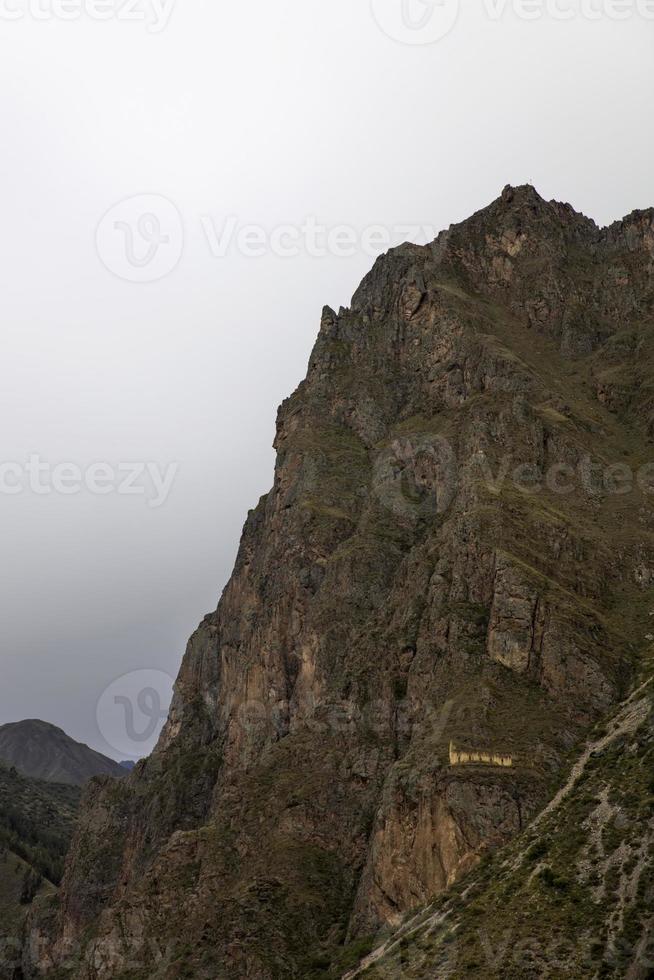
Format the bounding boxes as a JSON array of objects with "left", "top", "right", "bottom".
[{"left": 23, "top": 186, "right": 654, "bottom": 979}]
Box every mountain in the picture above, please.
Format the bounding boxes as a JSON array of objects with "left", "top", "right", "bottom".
[
  {"left": 23, "top": 186, "right": 654, "bottom": 978},
  {"left": 346, "top": 676, "right": 654, "bottom": 979},
  {"left": 0, "top": 720, "right": 126, "bottom": 786},
  {"left": 0, "top": 762, "right": 79, "bottom": 970}
]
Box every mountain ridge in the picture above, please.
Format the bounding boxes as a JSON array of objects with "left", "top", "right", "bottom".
[{"left": 22, "top": 185, "right": 654, "bottom": 979}]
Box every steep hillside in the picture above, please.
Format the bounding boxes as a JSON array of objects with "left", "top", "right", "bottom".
[
  {"left": 0, "top": 763, "right": 78, "bottom": 978},
  {"left": 0, "top": 721, "right": 125, "bottom": 786},
  {"left": 23, "top": 186, "right": 654, "bottom": 979},
  {"left": 0, "top": 762, "right": 79, "bottom": 884},
  {"left": 0, "top": 848, "right": 55, "bottom": 979},
  {"left": 346, "top": 671, "right": 654, "bottom": 979}
]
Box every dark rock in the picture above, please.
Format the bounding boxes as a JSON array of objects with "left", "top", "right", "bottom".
[{"left": 24, "top": 185, "right": 654, "bottom": 979}]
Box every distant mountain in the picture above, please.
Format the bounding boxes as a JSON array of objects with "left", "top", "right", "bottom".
[
  {"left": 119, "top": 760, "right": 137, "bottom": 771},
  {"left": 0, "top": 720, "right": 126, "bottom": 786}
]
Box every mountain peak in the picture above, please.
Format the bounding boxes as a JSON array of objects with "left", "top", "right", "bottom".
[
  {"left": 500, "top": 182, "right": 543, "bottom": 204},
  {"left": 0, "top": 719, "right": 126, "bottom": 786},
  {"left": 24, "top": 189, "right": 654, "bottom": 980}
]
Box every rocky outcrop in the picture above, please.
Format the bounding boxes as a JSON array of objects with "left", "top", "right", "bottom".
[
  {"left": 23, "top": 186, "right": 654, "bottom": 979},
  {"left": 487, "top": 557, "right": 542, "bottom": 673},
  {"left": 351, "top": 681, "right": 654, "bottom": 980}
]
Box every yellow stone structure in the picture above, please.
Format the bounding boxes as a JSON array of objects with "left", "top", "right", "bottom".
[{"left": 449, "top": 741, "right": 513, "bottom": 768}]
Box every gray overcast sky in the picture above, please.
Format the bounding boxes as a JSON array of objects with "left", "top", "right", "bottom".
[{"left": 0, "top": 0, "right": 652, "bottom": 759}]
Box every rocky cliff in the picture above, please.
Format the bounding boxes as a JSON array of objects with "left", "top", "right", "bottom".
[
  {"left": 23, "top": 185, "right": 654, "bottom": 979},
  {"left": 347, "top": 674, "right": 654, "bottom": 979}
]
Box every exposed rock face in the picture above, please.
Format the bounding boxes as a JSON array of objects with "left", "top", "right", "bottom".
[
  {"left": 351, "top": 682, "right": 654, "bottom": 980},
  {"left": 487, "top": 557, "right": 541, "bottom": 673},
  {"left": 24, "top": 186, "right": 654, "bottom": 979}
]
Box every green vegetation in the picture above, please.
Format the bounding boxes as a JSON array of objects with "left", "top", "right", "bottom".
[
  {"left": 357, "top": 685, "right": 654, "bottom": 979},
  {"left": 0, "top": 763, "right": 78, "bottom": 957},
  {"left": 0, "top": 762, "right": 78, "bottom": 885}
]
